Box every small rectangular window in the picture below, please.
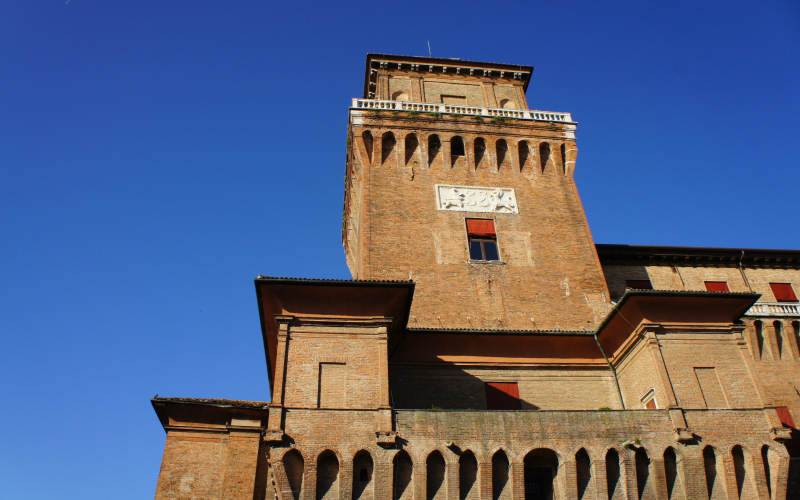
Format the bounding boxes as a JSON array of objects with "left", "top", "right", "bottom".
[
  {"left": 485, "top": 382, "right": 520, "bottom": 410},
  {"left": 704, "top": 281, "right": 730, "bottom": 293},
  {"left": 625, "top": 279, "right": 653, "bottom": 290},
  {"left": 466, "top": 218, "right": 499, "bottom": 262},
  {"left": 441, "top": 94, "right": 466, "bottom": 105},
  {"left": 770, "top": 283, "right": 798, "bottom": 303},
  {"left": 641, "top": 389, "right": 656, "bottom": 409}
]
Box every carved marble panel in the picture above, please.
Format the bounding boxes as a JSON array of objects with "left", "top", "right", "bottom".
[{"left": 435, "top": 184, "right": 518, "bottom": 214}]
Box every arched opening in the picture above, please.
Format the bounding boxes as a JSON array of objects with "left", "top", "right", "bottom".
[
  {"left": 382, "top": 132, "right": 395, "bottom": 165},
  {"left": 492, "top": 450, "right": 510, "bottom": 500},
  {"left": 392, "top": 91, "right": 409, "bottom": 102},
  {"left": 474, "top": 137, "right": 486, "bottom": 169},
  {"left": 703, "top": 447, "right": 720, "bottom": 500},
  {"left": 606, "top": 449, "right": 622, "bottom": 500},
  {"left": 755, "top": 320, "right": 766, "bottom": 359},
  {"left": 664, "top": 447, "right": 684, "bottom": 499},
  {"left": 459, "top": 451, "right": 478, "bottom": 500},
  {"left": 316, "top": 450, "right": 340, "bottom": 500},
  {"left": 732, "top": 445, "right": 746, "bottom": 499},
  {"left": 576, "top": 448, "right": 591, "bottom": 500},
  {"left": 635, "top": 448, "right": 654, "bottom": 499},
  {"left": 352, "top": 450, "right": 373, "bottom": 500},
  {"left": 761, "top": 445, "right": 772, "bottom": 499},
  {"left": 426, "top": 451, "right": 446, "bottom": 500},
  {"left": 362, "top": 131, "right": 373, "bottom": 165},
  {"left": 428, "top": 134, "right": 441, "bottom": 168},
  {"left": 793, "top": 321, "right": 800, "bottom": 345},
  {"left": 405, "top": 134, "right": 419, "bottom": 166},
  {"left": 518, "top": 141, "right": 529, "bottom": 171},
  {"left": 560, "top": 144, "right": 567, "bottom": 174},
  {"left": 393, "top": 450, "right": 413, "bottom": 500},
  {"left": 451, "top": 136, "right": 465, "bottom": 167},
  {"left": 539, "top": 142, "right": 550, "bottom": 172},
  {"left": 774, "top": 321, "right": 784, "bottom": 359},
  {"left": 496, "top": 139, "right": 508, "bottom": 169},
  {"left": 283, "top": 449, "right": 304, "bottom": 500},
  {"left": 524, "top": 448, "right": 558, "bottom": 500},
  {"left": 499, "top": 98, "right": 514, "bottom": 109}
]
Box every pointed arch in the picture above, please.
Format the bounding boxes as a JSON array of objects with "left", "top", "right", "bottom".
[
  {"left": 459, "top": 450, "right": 478, "bottom": 500},
  {"left": 539, "top": 142, "right": 551, "bottom": 172},
  {"left": 635, "top": 448, "right": 654, "bottom": 499},
  {"left": 560, "top": 144, "right": 567, "bottom": 174},
  {"left": 664, "top": 447, "right": 685, "bottom": 499},
  {"left": 761, "top": 445, "right": 772, "bottom": 499},
  {"left": 774, "top": 321, "right": 784, "bottom": 359},
  {"left": 451, "top": 136, "right": 465, "bottom": 167},
  {"left": 523, "top": 449, "right": 559, "bottom": 500},
  {"left": 405, "top": 133, "right": 419, "bottom": 166},
  {"left": 428, "top": 134, "right": 441, "bottom": 168},
  {"left": 496, "top": 139, "right": 508, "bottom": 170},
  {"left": 352, "top": 450, "right": 373, "bottom": 500},
  {"left": 316, "top": 450, "right": 340, "bottom": 500},
  {"left": 576, "top": 448, "right": 591, "bottom": 500},
  {"left": 755, "top": 320, "right": 766, "bottom": 359},
  {"left": 732, "top": 445, "right": 746, "bottom": 499},
  {"left": 518, "top": 141, "right": 530, "bottom": 172},
  {"left": 382, "top": 132, "right": 396, "bottom": 166},
  {"left": 473, "top": 137, "right": 486, "bottom": 169},
  {"left": 361, "top": 131, "right": 373, "bottom": 166},
  {"left": 703, "top": 447, "right": 720, "bottom": 500},
  {"left": 426, "top": 450, "right": 446, "bottom": 500},
  {"left": 606, "top": 449, "right": 622, "bottom": 500},
  {"left": 393, "top": 450, "right": 413, "bottom": 500},
  {"left": 283, "top": 449, "right": 304, "bottom": 500},
  {"left": 491, "top": 450, "right": 510, "bottom": 500}
]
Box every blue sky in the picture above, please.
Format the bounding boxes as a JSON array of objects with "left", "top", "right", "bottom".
[{"left": 1, "top": 1, "right": 798, "bottom": 498}]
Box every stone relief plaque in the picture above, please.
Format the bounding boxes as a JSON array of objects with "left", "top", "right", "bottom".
[{"left": 435, "top": 184, "right": 518, "bottom": 214}]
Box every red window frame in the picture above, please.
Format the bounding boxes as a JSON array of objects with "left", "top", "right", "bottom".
[
  {"left": 485, "top": 382, "right": 521, "bottom": 410},
  {"left": 625, "top": 279, "right": 653, "bottom": 290},
  {"left": 770, "top": 283, "right": 798, "bottom": 302},
  {"left": 704, "top": 281, "right": 730, "bottom": 293}
]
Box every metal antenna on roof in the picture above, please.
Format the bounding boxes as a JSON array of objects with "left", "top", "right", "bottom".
[{"left": 427, "top": 40, "right": 432, "bottom": 57}]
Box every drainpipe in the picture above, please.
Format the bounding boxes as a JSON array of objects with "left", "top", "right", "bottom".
[
  {"left": 594, "top": 332, "right": 626, "bottom": 409},
  {"left": 739, "top": 249, "right": 754, "bottom": 292}
]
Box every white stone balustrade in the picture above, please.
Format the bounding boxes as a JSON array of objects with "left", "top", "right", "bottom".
[
  {"left": 351, "top": 98, "right": 574, "bottom": 123},
  {"left": 745, "top": 302, "right": 800, "bottom": 317}
]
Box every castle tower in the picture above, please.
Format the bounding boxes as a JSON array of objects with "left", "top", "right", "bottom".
[{"left": 343, "top": 54, "right": 611, "bottom": 331}]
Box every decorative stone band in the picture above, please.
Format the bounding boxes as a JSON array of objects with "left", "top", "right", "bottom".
[
  {"left": 744, "top": 302, "right": 800, "bottom": 317},
  {"left": 435, "top": 184, "right": 518, "bottom": 214},
  {"left": 352, "top": 98, "right": 574, "bottom": 123}
]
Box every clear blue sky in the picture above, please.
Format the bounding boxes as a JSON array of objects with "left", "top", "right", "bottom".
[{"left": 1, "top": 1, "right": 798, "bottom": 498}]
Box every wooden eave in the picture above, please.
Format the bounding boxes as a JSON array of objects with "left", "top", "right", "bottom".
[
  {"left": 254, "top": 277, "right": 415, "bottom": 389},
  {"left": 595, "top": 290, "right": 759, "bottom": 360}
]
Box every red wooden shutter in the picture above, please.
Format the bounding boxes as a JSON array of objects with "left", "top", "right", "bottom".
[
  {"left": 770, "top": 283, "right": 798, "bottom": 302},
  {"left": 485, "top": 382, "right": 521, "bottom": 410},
  {"left": 466, "top": 219, "right": 496, "bottom": 238},
  {"left": 777, "top": 406, "right": 796, "bottom": 428},
  {"left": 704, "top": 281, "right": 730, "bottom": 293},
  {"left": 625, "top": 279, "right": 653, "bottom": 290}
]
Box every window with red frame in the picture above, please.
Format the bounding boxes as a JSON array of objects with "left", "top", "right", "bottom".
[
  {"left": 770, "top": 283, "right": 798, "bottom": 302},
  {"left": 485, "top": 382, "right": 520, "bottom": 410},
  {"left": 625, "top": 279, "right": 653, "bottom": 290},
  {"left": 704, "top": 281, "right": 730, "bottom": 293},
  {"left": 466, "top": 219, "right": 499, "bottom": 262}
]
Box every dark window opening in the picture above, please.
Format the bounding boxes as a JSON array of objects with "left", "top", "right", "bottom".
[
  {"left": 466, "top": 219, "right": 499, "bottom": 262},
  {"left": 625, "top": 279, "right": 653, "bottom": 290},
  {"left": 770, "top": 282, "right": 798, "bottom": 302},
  {"left": 485, "top": 382, "right": 520, "bottom": 410},
  {"left": 705, "top": 281, "right": 730, "bottom": 293}
]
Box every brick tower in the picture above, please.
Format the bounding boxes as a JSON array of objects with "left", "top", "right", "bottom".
[
  {"left": 343, "top": 54, "right": 610, "bottom": 331},
  {"left": 151, "top": 54, "right": 800, "bottom": 500}
]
